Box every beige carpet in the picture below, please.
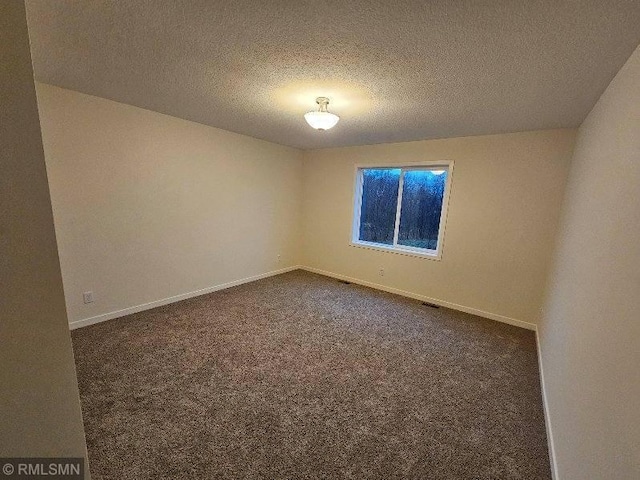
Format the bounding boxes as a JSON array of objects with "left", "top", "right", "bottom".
[{"left": 72, "top": 270, "right": 550, "bottom": 479}]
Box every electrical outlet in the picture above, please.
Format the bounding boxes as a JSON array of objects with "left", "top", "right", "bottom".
[
  {"left": 277, "top": 254, "right": 282, "bottom": 262},
  {"left": 83, "top": 291, "right": 94, "bottom": 304},
  {"left": 379, "top": 268, "right": 384, "bottom": 277}
]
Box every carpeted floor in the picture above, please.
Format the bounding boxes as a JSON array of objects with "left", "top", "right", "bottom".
[{"left": 72, "top": 270, "right": 551, "bottom": 479}]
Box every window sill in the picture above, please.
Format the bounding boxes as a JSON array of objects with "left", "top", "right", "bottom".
[{"left": 349, "top": 241, "right": 442, "bottom": 260}]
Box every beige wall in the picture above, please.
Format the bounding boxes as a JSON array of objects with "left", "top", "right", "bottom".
[
  {"left": 36, "top": 84, "right": 577, "bottom": 330},
  {"left": 36, "top": 83, "right": 303, "bottom": 326},
  {"left": 0, "top": 2, "right": 89, "bottom": 475},
  {"left": 301, "top": 130, "right": 576, "bottom": 326},
  {"left": 539, "top": 45, "right": 640, "bottom": 479}
]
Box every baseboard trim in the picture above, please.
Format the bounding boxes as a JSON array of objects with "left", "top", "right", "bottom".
[
  {"left": 69, "top": 265, "right": 302, "bottom": 330},
  {"left": 300, "top": 265, "right": 537, "bottom": 331},
  {"left": 536, "top": 329, "right": 559, "bottom": 480}
]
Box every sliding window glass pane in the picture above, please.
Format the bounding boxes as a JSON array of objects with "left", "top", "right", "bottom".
[
  {"left": 397, "top": 169, "right": 447, "bottom": 250},
  {"left": 358, "top": 169, "right": 401, "bottom": 245}
]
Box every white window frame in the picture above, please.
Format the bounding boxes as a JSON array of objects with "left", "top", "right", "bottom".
[{"left": 350, "top": 161, "right": 454, "bottom": 260}]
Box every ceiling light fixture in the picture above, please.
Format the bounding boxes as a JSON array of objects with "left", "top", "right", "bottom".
[{"left": 304, "top": 97, "right": 339, "bottom": 130}]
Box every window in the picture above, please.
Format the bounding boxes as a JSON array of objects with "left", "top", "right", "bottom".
[{"left": 351, "top": 163, "right": 452, "bottom": 258}]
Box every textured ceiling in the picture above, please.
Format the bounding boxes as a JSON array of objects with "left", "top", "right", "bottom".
[{"left": 26, "top": 1, "right": 640, "bottom": 150}]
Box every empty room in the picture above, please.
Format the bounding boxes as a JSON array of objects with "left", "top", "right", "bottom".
[{"left": 2, "top": 1, "right": 639, "bottom": 479}]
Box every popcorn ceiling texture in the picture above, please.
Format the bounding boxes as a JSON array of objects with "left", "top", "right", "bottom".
[
  {"left": 26, "top": 1, "right": 640, "bottom": 149},
  {"left": 72, "top": 271, "right": 550, "bottom": 479}
]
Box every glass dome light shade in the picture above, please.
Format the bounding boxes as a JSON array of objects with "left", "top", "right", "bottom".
[{"left": 304, "top": 111, "right": 340, "bottom": 130}]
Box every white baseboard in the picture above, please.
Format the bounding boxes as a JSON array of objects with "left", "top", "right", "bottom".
[
  {"left": 69, "top": 265, "right": 301, "bottom": 330},
  {"left": 536, "top": 329, "right": 559, "bottom": 480},
  {"left": 300, "top": 266, "right": 537, "bottom": 331},
  {"left": 71, "top": 264, "right": 535, "bottom": 332}
]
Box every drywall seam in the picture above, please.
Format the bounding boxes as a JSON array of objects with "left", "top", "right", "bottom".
[
  {"left": 69, "top": 265, "right": 301, "bottom": 330},
  {"left": 536, "top": 329, "right": 559, "bottom": 480},
  {"left": 300, "top": 266, "right": 536, "bottom": 330}
]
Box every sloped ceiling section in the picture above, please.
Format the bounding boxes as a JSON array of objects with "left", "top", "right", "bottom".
[{"left": 26, "top": 0, "right": 640, "bottom": 149}]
